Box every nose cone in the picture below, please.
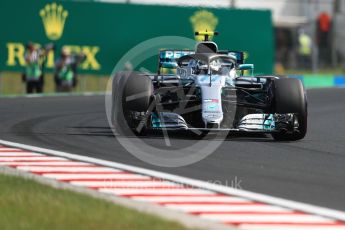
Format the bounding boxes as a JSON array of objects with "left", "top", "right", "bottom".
[
  {"left": 202, "top": 112, "right": 223, "bottom": 125},
  {"left": 197, "top": 75, "right": 226, "bottom": 128},
  {"left": 201, "top": 97, "right": 223, "bottom": 127}
]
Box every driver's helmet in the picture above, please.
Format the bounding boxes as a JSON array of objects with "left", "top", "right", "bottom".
[
  {"left": 210, "top": 59, "right": 221, "bottom": 71},
  {"left": 196, "top": 60, "right": 208, "bottom": 75},
  {"left": 187, "top": 59, "right": 197, "bottom": 68},
  {"left": 187, "top": 59, "right": 198, "bottom": 75},
  {"left": 210, "top": 59, "right": 223, "bottom": 75},
  {"left": 188, "top": 59, "right": 208, "bottom": 75}
]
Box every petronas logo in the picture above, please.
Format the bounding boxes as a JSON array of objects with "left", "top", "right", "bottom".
[
  {"left": 39, "top": 2, "right": 68, "bottom": 41},
  {"left": 190, "top": 10, "right": 218, "bottom": 41}
]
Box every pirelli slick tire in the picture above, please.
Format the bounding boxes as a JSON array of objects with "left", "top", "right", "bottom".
[
  {"left": 123, "top": 72, "right": 153, "bottom": 112},
  {"left": 271, "top": 78, "right": 307, "bottom": 141},
  {"left": 111, "top": 71, "right": 152, "bottom": 135}
]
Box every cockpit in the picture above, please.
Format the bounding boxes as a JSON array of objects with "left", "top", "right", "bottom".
[{"left": 177, "top": 54, "right": 236, "bottom": 78}]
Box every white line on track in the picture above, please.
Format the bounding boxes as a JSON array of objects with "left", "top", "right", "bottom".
[{"left": 201, "top": 213, "right": 334, "bottom": 223}]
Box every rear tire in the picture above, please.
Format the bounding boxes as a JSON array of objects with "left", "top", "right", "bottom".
[{"left": 271, "top": 78, "right": 307, "bottom": 141}]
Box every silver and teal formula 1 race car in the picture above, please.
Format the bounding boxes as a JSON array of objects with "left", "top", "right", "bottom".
[{"left": 111, "top": 31, "right": 307, "bottom": 141}]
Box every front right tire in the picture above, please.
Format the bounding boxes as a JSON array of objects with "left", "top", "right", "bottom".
[{"left": 111, "top": 71, "right": 153, "bottom": 136}]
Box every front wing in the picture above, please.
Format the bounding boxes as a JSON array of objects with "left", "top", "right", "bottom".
[{"left": 149, "top": 112, "right": 296, "bottom": 133}]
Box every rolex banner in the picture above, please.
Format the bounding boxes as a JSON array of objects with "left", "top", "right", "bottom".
[{"left": 0, "top": 0, "right": 274, "bottom": 75}]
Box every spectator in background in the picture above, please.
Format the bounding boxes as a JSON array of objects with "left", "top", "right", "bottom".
[
  {"left": 23, "top": 42, "right": 53, "bottom": 94},
  {"left": 317, "top": 12, "right": 331, "bottom": 67},
  {"left": 54, "top": 47, "right": 85, "bottom": 92},
  {"left": 298, "top": 29, "right": 312, "bottom": 69}
]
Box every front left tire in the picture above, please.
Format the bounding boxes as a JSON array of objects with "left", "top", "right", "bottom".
[{"left": 271, "top": 78, "right": 307, "bottom": 141}]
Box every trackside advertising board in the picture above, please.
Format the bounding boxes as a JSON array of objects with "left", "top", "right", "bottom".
[{"left": 0, "top": 0, "right": 274, "bottom": 75}]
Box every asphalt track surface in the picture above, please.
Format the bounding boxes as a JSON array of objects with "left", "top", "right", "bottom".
[{"left": 1, "top": 88, "right": 345, "bottom": 212}]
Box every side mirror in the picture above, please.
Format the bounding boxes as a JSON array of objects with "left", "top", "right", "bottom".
[
  {"left": 238, "top": 64, "right": 254, "bottom": 71},
  {"left": 238, "top": 64, "right": 254, "bottom": 76},
  {"left": 161, "top": 62, "right": 177, "bottom": 69}
]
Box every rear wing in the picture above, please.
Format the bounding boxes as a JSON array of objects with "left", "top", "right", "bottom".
[
  {"left": 159, "top": 50, "right": 195, "bottom": 69},
  {"left": 219, "top": 50, "right": 245, "bottom": 65}
]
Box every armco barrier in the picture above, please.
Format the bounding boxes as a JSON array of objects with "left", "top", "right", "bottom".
[{"left": 289, "top": 75, "right": 345, "bottom": 89}]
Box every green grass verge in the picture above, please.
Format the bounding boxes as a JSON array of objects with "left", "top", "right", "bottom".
[
  {"left": 284, "top": 68, "right": 345, "bottom": 75},
  {"left": 0, "top": 71, "right": 110, "bottom": 95},
  {"left": 0, "top": 173, "right": 192, "bottom": 230},
  {"left": 303, "top": 75, "right": 335, "bottom": 88}
]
